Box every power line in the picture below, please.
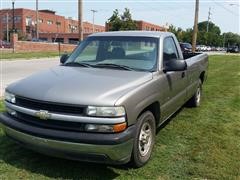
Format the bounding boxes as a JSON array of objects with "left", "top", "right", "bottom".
[{"left": 212, "top": 0, "right": 238, "bottom": 16}]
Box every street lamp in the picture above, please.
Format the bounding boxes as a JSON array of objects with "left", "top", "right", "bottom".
[
  {"left": 91, "top": 9, "right": 97, "bottom": 33},
  {"left": 11, "top": 0, "right": 16, "bottom": 33}
]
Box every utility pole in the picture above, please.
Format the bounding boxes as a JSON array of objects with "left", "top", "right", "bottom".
[
  {"left": 206, "top": 7, "right": 211, "bottom": 32},
  {"left": 12, "top": 0, "right": 15, "bottom": 33},
  {"left": 78, "top": 0, "right": 83, "bottom": 41},
  {"left": 6, "top": 13, "right": 9, "bottom": 42},
  {"left": 192, "top": 0, "right": 199, "bottom": 53},
  {"left": 36, "top": 0, "right": 39, "bottom": 40},
  {"left": 91, "top": 9, "right": 97, "bottom": 33}
]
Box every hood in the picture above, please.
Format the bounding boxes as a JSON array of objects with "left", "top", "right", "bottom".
[{"left": 7, "top": 66, "right": 153, "bottom": 106}]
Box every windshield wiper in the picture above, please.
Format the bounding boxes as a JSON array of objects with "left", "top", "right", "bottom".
[
  {"left": 64, "top": 62, "right": 93, "bottom": 68},
  {"left": 94, "top": 63, "right": 134, "bottom": 71}
]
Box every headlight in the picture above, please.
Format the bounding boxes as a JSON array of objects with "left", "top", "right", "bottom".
[
  {"left": 86, "top": 106, "right": 125, "bottom": 117},
  {"left": 85, "top": 122, "right": 127, "bottom": 133},
  {"left": 4, "top": 91, "right": 16, "bottom": 104}
]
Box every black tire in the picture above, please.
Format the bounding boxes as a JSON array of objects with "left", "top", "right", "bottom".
[
  {"left": 130, "top": 111, "right": 156, "bottom": 168},
  {"left": 187, "top": 80, "right": 202, "bottom": 107}
]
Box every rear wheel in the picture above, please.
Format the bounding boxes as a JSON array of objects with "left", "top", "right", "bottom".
[
  {"left": 131, "top": 111, "right": 156, "bottom": 167},
  {"left": 187, "top": 80, "right": 202, "bottom": 107}
]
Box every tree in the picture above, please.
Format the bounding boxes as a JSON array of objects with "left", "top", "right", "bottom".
[
  {"left": 107, "top": 8, "right": 137, "bottom": 31},
  {"left": 197, "top": 21, "right": 222, "bottom": 46},
  {"left": 198, "top": 21, "right": 221, "bottom": 35},
  {"left": 169, "top": 25, "right": 192, "bottom": 43},
  {"left": 107, "top": 9, "right": 122, "bottom": 31},
  {"left": 170, "top": 21, "right": 227, "bottom": 47},
  {"left": 223, "top": 32, "right": 240, "bottom": 47}
]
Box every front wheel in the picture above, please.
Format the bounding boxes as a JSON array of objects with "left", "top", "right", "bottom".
[{"left": 131, "top": 111, "right": 156, "bottom": 168}]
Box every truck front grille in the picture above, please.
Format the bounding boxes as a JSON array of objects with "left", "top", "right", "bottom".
[
  {"left": 16, "top": 111, "right": 85, "bottom": 132},
  {"left": 15, "top": 96, "right": 86, "bottom": 115}
]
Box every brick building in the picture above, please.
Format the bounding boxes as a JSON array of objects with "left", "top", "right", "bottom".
[
  {"left": 0, "top": 8, "right": 105, "bottom": 43},
  {"left": 136, "top": 20, "right": 167, "bottom": 31},
  {"left": 105, "top": 20, "right": 168, "bottom": 32}
]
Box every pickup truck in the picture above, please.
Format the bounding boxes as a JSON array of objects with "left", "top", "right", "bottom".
[{"left": 0, "top": 31, "right": 208, "bottom": 167}]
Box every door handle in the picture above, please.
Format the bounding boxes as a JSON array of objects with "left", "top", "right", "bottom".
[{"left": 181, "top": 72, "right": 185, "bottom": 78}]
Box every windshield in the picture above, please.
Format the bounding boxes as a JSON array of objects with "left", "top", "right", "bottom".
[{"left": 65, "top": 36, "right": 159, "bottom": 71}]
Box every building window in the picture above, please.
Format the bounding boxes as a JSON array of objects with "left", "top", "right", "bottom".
[
  {"left": 56, "top": 22, "right": 61, "bottom": 26},
  {"left": 14, "top": 16, "right": 21, "bottom": 23},
  {"left": 69, "top": 24, "right": 77, "bottom": 33},
  {"left": 2, "top": 16, "right": 8, "bottom": 23},
  {"left": 47, "top": 20, "right": 53, "bottom": 25},
  {"left": 26, "top": 17, "right": 32, "bottom": 26},
  {"left": 2, "top": 16, "right": 21, "bottom": 23},
  {"left": 26, "top": 26, "right": 31, "bottom": 33},
  {"left": 38, "top": 19, "right": 43, "bottom": 23}
]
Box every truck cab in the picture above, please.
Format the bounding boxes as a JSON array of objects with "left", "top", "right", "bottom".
[{"left": 0, "top": 31, "right": 208, "bottom": 167}]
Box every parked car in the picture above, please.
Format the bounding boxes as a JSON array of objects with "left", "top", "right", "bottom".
[
  {"left": 227, "top": 46, "right": 239, "bottom": 53},
  {"left": 197, "top": 45, "right": 207, "bottom": 52},
  {"left": 0, "top": 31, "right": 208, "bottom": 167},
  {"left": 31, "top": 38, "right": 48, "bottom": 43},
  {"left": 211, "top": 46, "right": 216, "bottom": 51},
  {"left": 0, "top": 40, "right": 11, "bottom": 48},
  {"left": 206, "top": 46, "right": 211, "bottom": 51},
  {"left": 196, "top": 45, "right": 201, "bottom": 51},
  {"left": 179, "top": 42, "right": 192, "bottom": 53}
]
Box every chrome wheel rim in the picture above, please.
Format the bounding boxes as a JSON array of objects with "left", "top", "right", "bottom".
[
  {"left": 196, "top": 87, "right": 201, "bottom": 104},
  {"left": 138, "top": 121, "right": 152, "bottom": 157}
]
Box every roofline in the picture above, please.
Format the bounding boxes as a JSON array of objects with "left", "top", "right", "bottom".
[
  {"left": 0, "top": 8, "right": 64, "bottom": 18},
  {"left": 89, "top": 31, "right": 173, "bottom": 38},
  {"left": 135, "top": 20, "right": 166, "bottom": 28}
]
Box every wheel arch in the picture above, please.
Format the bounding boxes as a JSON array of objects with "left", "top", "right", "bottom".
[
  {"left": 199, "top": 71, "right": 206, "bottom": 83},
  {"left": 137, "top": 101, "right": 161, "bottom": 128}
]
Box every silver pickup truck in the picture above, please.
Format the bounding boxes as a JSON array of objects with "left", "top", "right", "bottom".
[{"left": 0, "top": 31, "right": 208, "bottom": 167}]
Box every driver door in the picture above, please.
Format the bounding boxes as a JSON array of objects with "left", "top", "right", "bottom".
[{"left": 160, "top": 37, "right": 188, "bottom": 120}]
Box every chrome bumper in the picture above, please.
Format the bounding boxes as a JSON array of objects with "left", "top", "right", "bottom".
[
  {"left": 0, "top": 122, "right": 134, "bottom": 164},
  {"left": 5, "top": 101, "right": 125, "bottom": 124}
]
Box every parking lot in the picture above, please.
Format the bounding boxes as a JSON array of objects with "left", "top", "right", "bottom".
[{"left": 0, "top": 58, "right": 58, "bottom": 97}]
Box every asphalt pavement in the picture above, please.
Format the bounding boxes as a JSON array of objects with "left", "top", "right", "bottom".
[{"left": 0, "top": 57, "right": 59, "bottom": 97}]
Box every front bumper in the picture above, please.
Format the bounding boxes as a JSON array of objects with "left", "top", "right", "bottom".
[{"left": 0, "top": 113, "right": 135, "bottom": 164}]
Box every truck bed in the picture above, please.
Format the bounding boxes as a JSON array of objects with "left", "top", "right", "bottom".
[{"left": 183, "top": 52, "right": 202, "bottom": 60}]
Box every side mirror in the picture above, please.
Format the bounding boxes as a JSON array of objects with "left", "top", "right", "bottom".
[
  {"left": 60, "top": 54, "right": 69, "bottom": 64},
  {"left": 164, "top": 60, "right": 187, "bottom": 72}
]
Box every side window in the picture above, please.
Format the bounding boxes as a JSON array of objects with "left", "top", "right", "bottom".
[{"left": 163, "top": 37, "right": 179, "bottom": 62}]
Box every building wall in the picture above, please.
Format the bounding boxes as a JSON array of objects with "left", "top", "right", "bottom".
[
  {"left": 105, "top": 20, "right": 167, "bottom": 32},
  {"left": 14, "top": 41, "right": 77, "bottom": 52},
  {"left": 0, "top": 8, "right": 105, "bottom": 41},
  {"left": 0, "top": 9, "right": 24, "bottom": 39},
  {"left": 11, "top": 33, "right": 77, "bottom": 52},
  {"left": 136, "top": 21, "right": 167, "bottom": 31},
  {"left": 39, "top": 32, "right": 91, "bottom": 43}
]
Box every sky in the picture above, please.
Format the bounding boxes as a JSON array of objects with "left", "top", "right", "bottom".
[{"left": 0, "top": 0, "right": 239, "bottom": 34}]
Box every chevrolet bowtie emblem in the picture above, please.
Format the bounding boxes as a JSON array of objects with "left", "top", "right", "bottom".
[{"left": 35, "top": 110, "right": 51, "bottom": 120}]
